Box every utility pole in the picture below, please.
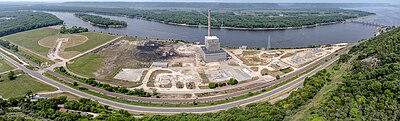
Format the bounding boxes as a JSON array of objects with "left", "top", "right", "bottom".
[
  {"left": 221, "top": 18, "right": 224, "bottom": 28},
  {"left": 267, "top": 35, "right": 271, "bottom": 50}
]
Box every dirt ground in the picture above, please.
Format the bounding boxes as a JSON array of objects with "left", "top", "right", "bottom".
[
  {"left": 38, "top": 34, "right": 87, "bottom": 48},
  {"left": 261, "top": 68, "right": 284, "bottom": 77},
  {"left": 235, "top": 50, "right": 277, "bottom": 66},
  {"left": 88, "top": 39, "right": 182, "bottom": 87}
]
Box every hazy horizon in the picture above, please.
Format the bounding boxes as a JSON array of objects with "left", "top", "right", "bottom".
[{"left": 0, "top": 0, "right": 398, "bottom": 4}]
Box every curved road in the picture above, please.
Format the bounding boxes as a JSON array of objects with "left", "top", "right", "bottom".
[{"left": 0, "top": 45, "right": 341, "bottom": 113}]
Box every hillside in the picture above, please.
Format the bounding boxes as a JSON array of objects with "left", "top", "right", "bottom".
[{"left": 303, "top": 28, "right": 400, "bottom": 120}]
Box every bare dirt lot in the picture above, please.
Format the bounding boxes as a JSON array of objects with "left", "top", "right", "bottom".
[{"left": 68, "top": 39, "right": 183, "bottom": 87}]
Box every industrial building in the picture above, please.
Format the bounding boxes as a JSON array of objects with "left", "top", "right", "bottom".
[{"left": 200, "top": 9, "right": 227, "bottom": 63}]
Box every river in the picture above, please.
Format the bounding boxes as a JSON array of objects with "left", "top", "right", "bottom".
[{"left": 47, "top": 7, "right": 399, "bottom": 48}]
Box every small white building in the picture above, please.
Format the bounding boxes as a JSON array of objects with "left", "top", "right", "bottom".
[{"left": 152, "top": 62, "right": 169, "bottom": 68}]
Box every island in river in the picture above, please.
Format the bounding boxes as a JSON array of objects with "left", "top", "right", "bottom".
[
  {"left": 26, "top": 6, "right": 375, "bottom": 30},
  {"left": 74, "top": 13, "right": 127, "bottom": 28}
]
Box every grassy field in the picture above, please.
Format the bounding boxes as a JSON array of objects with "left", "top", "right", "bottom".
[
  {"left": 67, "top": 54, "right": 104, "bottom": 78},
  {"left": 118, "top": 36, "right": 138, "bottom": 41},
  {"left": 18, "top": 49, "right": 55, "bottom": 66},
  {"left": 38, "top": 34, "right": 87, "bottom": 48},
  {"left": 65, "top": 32, "right": 118, "bottom": 52},
  {"left": 0, "top": 57, "right": 15, "bottom": 72},
  {"left": 0, "top": 72, "right": 58, "bottom": 98},
  {"left": 2, "top": 28, "right": 59, "bottom": 55}
]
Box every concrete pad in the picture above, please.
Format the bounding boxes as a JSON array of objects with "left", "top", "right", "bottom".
[
  {"left": 114, "top": 69, "right": 146, "bottom": 82},
  {"left": 226, "top": 69, "right": 252, "bottom": 82}
]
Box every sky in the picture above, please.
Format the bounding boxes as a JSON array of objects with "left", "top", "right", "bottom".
[{"left": 0, "top": 0, "right": 398, "bottom": 3}]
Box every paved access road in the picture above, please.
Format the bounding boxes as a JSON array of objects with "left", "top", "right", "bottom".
[{"left": 0, "top": 44, "right": 342, "bottom": 113}]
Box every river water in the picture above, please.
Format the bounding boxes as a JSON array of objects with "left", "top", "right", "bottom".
[{"left": 47, "top": 7, "right": 399, "bottom": 48}]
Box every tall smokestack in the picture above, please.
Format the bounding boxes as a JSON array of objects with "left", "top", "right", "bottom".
[{"left": 208, "top": 9, "right": 211, "bottom": 36}]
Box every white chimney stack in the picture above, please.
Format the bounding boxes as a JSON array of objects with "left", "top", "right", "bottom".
[{"left": 208, "top": 9, "right": 211, "bottom": 36}]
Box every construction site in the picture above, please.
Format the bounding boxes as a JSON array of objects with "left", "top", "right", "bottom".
[{"left": 63, "top": 10, "right": 347, "bottom": 99}]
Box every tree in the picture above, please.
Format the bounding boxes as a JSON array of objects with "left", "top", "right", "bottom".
[
  {"left": 176, "top": 81, "right": 184, "bottom": 88},
  {"left": 187, "top": 82, "right": 195, "bottom": 89},
  {"left": 25, "top": 90, "right": 33, "bottom": 98},
  {"left": 0, "top": 109, "right": 4, "bottom": 115},
  {"left": 60, "top": 26, "right": 88, "bottom": 34},
  {"left": 208, "top": 82, "right": 217, "bottom": 89},
  {"left": 73, "top": 82, "right": 78, "bottom": 86},
  {"left": 276, "top": 75, "right": 281, "bottom": 80},
  {"left": 8, "top": 71, "right": 16, "bottom": 80},
  {"left": 117, "top": 110, "right": 131, "bottom": 117},
  {"left": 228, "top": 78, "right": 238, "bottom": 85}
]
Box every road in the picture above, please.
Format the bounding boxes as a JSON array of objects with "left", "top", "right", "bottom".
[{"left": 0, "top": 43, "right": 343, "bottom": 113}]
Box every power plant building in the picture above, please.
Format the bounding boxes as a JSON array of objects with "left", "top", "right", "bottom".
[{"left": 200, "top": 10, "right": 227, "bottom": 63}]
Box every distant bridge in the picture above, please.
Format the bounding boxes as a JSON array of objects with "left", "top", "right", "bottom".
[{"left": 349, "top": 20, "right": 390, "bottom": 28}]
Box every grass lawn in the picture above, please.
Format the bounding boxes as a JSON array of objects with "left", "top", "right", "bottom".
[
  {"left": 2, "top": 28, "right": 59, "bottom": 55},
  {"left": 0, "top": 72, "right": 58, "bottom": 98},
  {"left": 280, "top": 67, "right": 293, "bottom": 74},
  {"left": 0, "top": 57, "right": 15, "bottom": 72},
  {"left": 65, "top": 32, "right": 118, "bottom": 52},
  {"left": 118, "top": 36, "right": 138, "bottom": 41},
  {"left": 67, "top": 54, "right": 104, "bottom": 78},
  {"left": 18, "top": 49, "right": 55, "bottom": 66}
]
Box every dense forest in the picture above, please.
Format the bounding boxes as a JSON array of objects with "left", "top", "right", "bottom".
[
  {"left": 22, "top": 6, "right": 374, "bottom": 29},
  {"left": 305, "top": 28, "right": 400, "bottom": 120},
  {"left": 0, "top": 11, "right": 63, "bottom": 37},
  {"left": 74, "top": 13, "right": 127, "bottom": 28}
]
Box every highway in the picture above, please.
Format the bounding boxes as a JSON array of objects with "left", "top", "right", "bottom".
[{"left": 0, "top": 44, "right": 342, "bottom": 113}]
